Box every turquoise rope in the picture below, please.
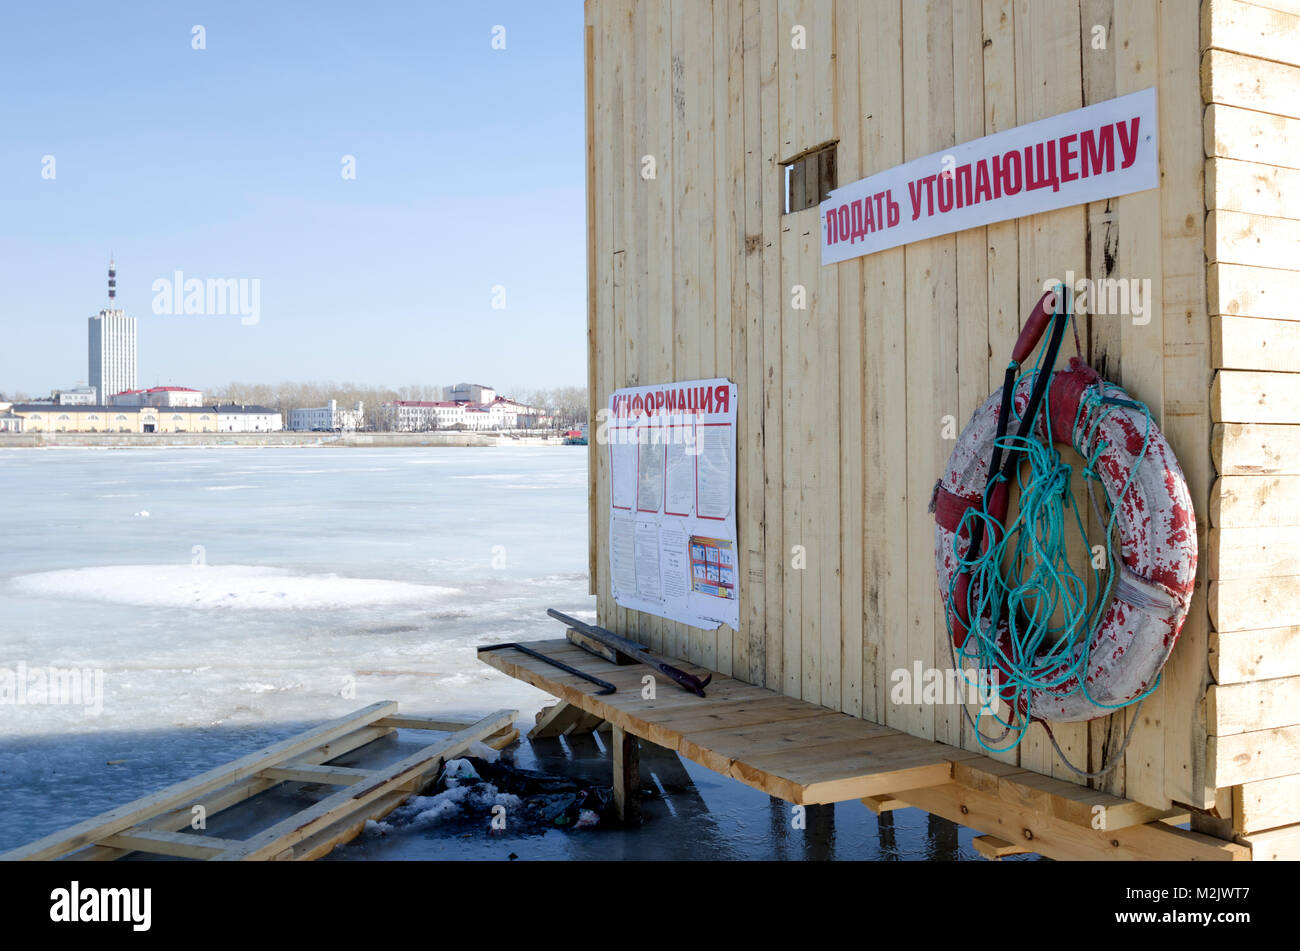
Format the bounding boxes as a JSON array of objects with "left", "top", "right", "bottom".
[{"left": 945, "top": 290, "right": 1162, "bottom": 755}]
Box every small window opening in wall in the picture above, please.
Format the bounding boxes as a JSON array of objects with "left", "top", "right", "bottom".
[{"left": 782, "top": 141, "right": 837, "bottom": 214}]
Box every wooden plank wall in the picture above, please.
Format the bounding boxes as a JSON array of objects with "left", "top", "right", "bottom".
[
  {"left": 1202, "top": 0, "right": 1300, "bottom": 859},
  {"left": 586, "top": 0, "right": 1218, "bottom": 811}
]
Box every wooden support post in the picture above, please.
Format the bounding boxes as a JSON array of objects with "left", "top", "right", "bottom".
[{"left": 612, "top": 725, "right": 641, "bottom": 825}]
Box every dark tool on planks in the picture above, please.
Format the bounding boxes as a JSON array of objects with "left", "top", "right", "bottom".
[
  {"left": 477, "top": 642, "right": 617, "bottom": 695},
  {"left": 547, "top": 609, "right": 712, "bottom": 698}
]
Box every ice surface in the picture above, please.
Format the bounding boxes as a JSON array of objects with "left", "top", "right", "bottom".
[
  {"left": 12, "top": 564, "right": 460, "bottom": 611},
  {"left": 0, "top": 446, "right": 594, "bottom": 850}
]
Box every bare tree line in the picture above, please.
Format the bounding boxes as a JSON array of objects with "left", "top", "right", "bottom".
[{"left": 207, "top": 381, "right": 589, "bottom": 431}]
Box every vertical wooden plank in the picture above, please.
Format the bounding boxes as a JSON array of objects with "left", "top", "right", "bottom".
[
  {"left": 862, "top": 0, "right": 907, "bottom": 728},
  {"left": 780, "top": 217, "right": 804, "bottom": 700},
  {"left": 643, "top": 0, "right": 675, "bottom": 653},
  {"left": 1011, "top": 0, "right": 1089, "bottom": 783},
  {"left": 979, "top": 0, "right": 1021, "bottom": 768},
  {"left": 618, "top": 0, "right": 645, "bottom": 651},
  {"left": 1115, "top": 0, "right": 1169, "bottom": 809},
  {"left": 901, "top": 0, "right": 957, "bottom": 742},
  {"left": 951, "top": 0, "right": 989, "bottom": 750},
  {"left": 695, "top": 0, "right": 719, "bottom": 672},
  {"left": 666, "top": 0, "right": 698, "bottom": 663},
  {"left": 983, "top": 0, "right": 1021, "bottom": 404},
  {"left": 812, "top": 0, "right": 842, "bottom": 712},
  {"left": 760, "top": 0, "right": 786, "bottom": 693},
  {"left": 717, "top": 0, "right": 743, "bottom": 681},
  {"left": 743, "top": 0, "right": 771, "bottom": 688},
  {"left": 586, "top": 9, "right": 603, "bottom": 606},
  {"left": 835, "top": 0, "right": 865, "bottom": 719},
  {"left": 1080, "top": 0, "right": 1128, "bottom": 796},
  {"left": 593, "top": 3, "right": 618, "bottom": 640},
  {"left": 778, "top": 0, "right": 805, "bottom": 700},
  {"left": 625, "top": 1, "right": 649, "bottom": 652},
  {"left": 1157, "top": 0, "right": 1212, "bottom": 810}
]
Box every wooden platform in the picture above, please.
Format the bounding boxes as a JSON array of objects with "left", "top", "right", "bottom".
[
  {"left": 481, "top": 640, "right": 976, "bottom": 802},
  {"left": 1, "top": 703, "right": 517, "bottom": 862},
  {"left": 480, "top": 640, "right": 1251, "bottom": 861}
]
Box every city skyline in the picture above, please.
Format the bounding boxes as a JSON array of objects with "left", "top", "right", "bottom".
[{"left": 0, "top": 2, "right": 587, "bottom": 396}]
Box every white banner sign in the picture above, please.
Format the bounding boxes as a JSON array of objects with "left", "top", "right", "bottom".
[
  {"left": 604, "top": 377, "right": 739, "bottom": 632},
  {"left": 820, "top": 87, "right": 1158, "bottom": 264}
]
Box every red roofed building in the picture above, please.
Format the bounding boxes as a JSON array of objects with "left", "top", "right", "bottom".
[{"left": 110, "top": 386, "right": 204, "bottom": 408}]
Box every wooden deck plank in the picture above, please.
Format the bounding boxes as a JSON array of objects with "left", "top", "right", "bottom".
[{"left": 678, "top": 714, "right": 898, "bottom": 775}]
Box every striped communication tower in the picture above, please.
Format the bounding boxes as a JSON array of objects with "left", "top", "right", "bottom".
[{"left": 108, "top": 256, "right": 117, "bottom": 304}]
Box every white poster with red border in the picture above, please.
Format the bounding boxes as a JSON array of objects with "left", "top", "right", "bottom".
[{"left": 605, "top": 377, "right": 739, "bottom": 631}]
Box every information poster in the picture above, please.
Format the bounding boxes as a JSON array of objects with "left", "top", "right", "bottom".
[{"left": 605, "top": 377, "right": 739, "bottom": 631}]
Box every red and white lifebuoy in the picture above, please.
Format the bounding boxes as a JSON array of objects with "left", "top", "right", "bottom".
[{"left": 933, "top": 357, "right": 1197, "bottom": 723}]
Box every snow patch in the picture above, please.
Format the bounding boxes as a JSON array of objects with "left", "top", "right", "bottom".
[{"left": 9, "top": 565, "right": 460, "bottom": 611}]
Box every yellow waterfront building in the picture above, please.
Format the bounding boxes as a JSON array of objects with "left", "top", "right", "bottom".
[{"left": 3, "top": 403, "right": 280, "bottom": 434}]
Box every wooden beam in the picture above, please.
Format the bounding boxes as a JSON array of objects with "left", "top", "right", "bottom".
[
  {"left": 289, "top": 790, "right": 411, "bottom": 862},
  {"left": 565, "top": 712, "right": 607, "bottom": 736},
  {"left": 1241, "top": 821, "right": 1300, "bottom": 860},
  {"left": 1208, "top": 678, "right": 1300, "bottom": 735},
  {"left": 612, "top": 724, "right": 641, "bottom": 824},
  {"left": 483, "top": 726, "right": 520, "bottom": 750},
  {"left": 1208, "top": 263, "right": 1300, "bottom": 320},
  {"left": 1205, "top": 103, "right": 1300, "bottom": 170},
  {"left": 374, "top": 715, "right": 479, "bottom": 731},
  {"left": 860, "top": 794, "right": 904, "bottom": 814},
  {"left": 1208, "top": 212, "right": 1300, "bottom": 272},
  {"left": 529, "top": 702, "right": 590, "bottom": 739},
  {"left": 1209, "top": 723, "right": 1300, "bottom": 786},
  {"left": 1211, "top": 578, "right": 1300, "bottom": 630},
  {"left": 258, "top": 764, "right": 373, "bottom": 785},
  {"left": 893, "top": 782, "right": 1249, "bottom": 861},
  {"left": 952, "top": 757, "right": 1181, "bottom": 830},
  {"left": 1206, "top": 159, "right": 1300, "bottom": 220},
  {"left": 1212, "top": 423, "right": 1300, "bottom": 475},
  {"left": 1210, "top": 625, "right": 1300, "bottom": 683},
  {"left": 1211, "top": 474, "right": 1300, "bottom": 526},
  {"left": 1202, "top": 0, "right": 1300, "bottom": 68},
  {"left": 0, "top": 700, "right": 400, "bottom": 861},
  {"left": 1202, "top": 47, "right": 1300, "bottom": 119},
  {"left": 972, "top": 834, "right": 1030, "bottom": 860},
  {"left": 1234, "top": 774, "right": 1300, "bottom": 834},
  {"left": 97, "top": 830, "right": 243, "bottom": 860}
]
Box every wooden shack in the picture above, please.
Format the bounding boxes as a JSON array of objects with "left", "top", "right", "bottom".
[{"left": 579, "top": 0, "right": 1300, "bottom": 858}]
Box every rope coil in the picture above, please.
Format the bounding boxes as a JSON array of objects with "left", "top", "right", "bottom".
[{"left": 943, "top": 288, "right": 1161, "bottom": 774}]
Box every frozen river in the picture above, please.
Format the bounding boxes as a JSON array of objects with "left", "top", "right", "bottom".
[
  {"left": 0, "top": 445, "right": 1008, "bottom": 860},
  {"left": 0, "top": 446, "right": 587, "bottom": 850}
]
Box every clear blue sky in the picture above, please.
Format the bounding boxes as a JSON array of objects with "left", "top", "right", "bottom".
[{"left": 0, "top": 1, "right": 586, "bottom": 396}]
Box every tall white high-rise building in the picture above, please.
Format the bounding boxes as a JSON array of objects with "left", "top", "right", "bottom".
[{"left": 88, "top": 258, "right": 137, "bottom": 401}]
